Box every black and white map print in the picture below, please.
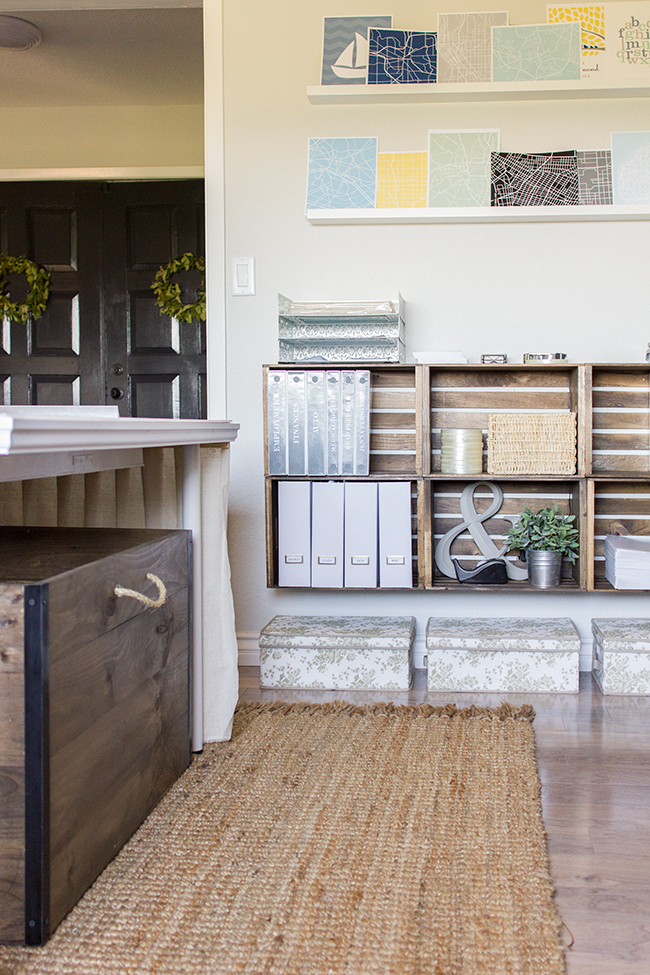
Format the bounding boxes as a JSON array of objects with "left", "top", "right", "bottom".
[
  {"left": 491, "top": 150, "right": 579, "bottom": 205},
  {"left": 577, "top": 150, "right": 613, "bottom": 204}
]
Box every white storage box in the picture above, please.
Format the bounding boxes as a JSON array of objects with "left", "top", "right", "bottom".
[
  {"left": 426, "top": 617, "right": 580, "bottom": 693},
  {"left": 592, "top": 619, "right": 650, "bottom": 695},
  {"left": 259, "top": 615, "right": 415, "bottom": 690}
]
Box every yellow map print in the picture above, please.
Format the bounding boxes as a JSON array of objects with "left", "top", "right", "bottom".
[
  {"left": 376, "top": 152, "right": 428, "bottom": 208},
  {"left": 547, "top": 5, "right": 605, "bottom": 55}
]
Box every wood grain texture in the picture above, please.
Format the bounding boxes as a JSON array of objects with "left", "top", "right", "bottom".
[
  {"left": 0, "top": 585, "right": 24, "bottom": 943},
  {"left": 47, "top": 571, "right": 190, "bottom": 933},
  {"left": 430, "top": 390, "right": 570, "bottom": 410},
  {"left": 592, "top": 389, "right": 649, "bottom": 409},
  {"left": 430, "top": 367, "right": 575, "bottom": 389},
  {"left": 46, "top": 530, "right": 189, "bottom": 656}
]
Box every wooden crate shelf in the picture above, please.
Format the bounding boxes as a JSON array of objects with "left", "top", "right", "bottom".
[
  {"left": 429, "top": 478, "right": 584, "bottom": 591},
  {"left": 263, "top": 363, "right": 650, "bottom": 593}
]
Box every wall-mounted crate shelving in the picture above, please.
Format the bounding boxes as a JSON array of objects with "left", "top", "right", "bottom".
[{"left": 263, "top": 362, "right": 650, "bottom": 592}]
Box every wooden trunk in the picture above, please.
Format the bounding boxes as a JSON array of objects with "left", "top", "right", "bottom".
[{"left": 0, "top": 527, "right": 191, "bottom": 945}]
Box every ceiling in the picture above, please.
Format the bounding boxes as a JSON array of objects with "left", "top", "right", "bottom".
[{"left": 0, "top": 5, "right": 203, "bottom": 106}]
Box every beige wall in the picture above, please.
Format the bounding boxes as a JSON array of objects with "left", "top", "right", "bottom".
[
  {"left": 211, "top": 0, "right": 650, "bottom": 665},
  {"left": 0, "top": 104, "right": 204, "bottom": 169}
]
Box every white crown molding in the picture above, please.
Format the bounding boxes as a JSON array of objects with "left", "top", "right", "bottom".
[
  {"left": 0, "top": 166, "right": 204, "bottom": 181},
  {"left": 0, "top": 2, "right": 202, "bottom": 10}
]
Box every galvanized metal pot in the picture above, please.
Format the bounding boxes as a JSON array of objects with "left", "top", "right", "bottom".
[{"left": 526, "top": 550, "right": 563, "bottom": 588}]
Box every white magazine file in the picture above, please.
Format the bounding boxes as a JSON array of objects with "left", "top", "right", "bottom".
[
  {"left": 278, "top": 481, "right": 311, "bottom": 587},
  {"left": 311, "top": 480, "right": 344, "bottom": 588},
  {"left": 378, "top": 481, "right": 413, "bottom": 588},
  {"left": 344, "top": 481, "right": 378, "bottom": 588}
]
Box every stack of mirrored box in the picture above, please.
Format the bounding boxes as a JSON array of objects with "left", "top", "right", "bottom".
[{"left": 278, "top": 294, "right": 405, "bottom": 363}]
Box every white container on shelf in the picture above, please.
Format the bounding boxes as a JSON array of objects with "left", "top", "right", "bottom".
[{"left": 440, "top": 428, "right": 483, "bottom": 474}]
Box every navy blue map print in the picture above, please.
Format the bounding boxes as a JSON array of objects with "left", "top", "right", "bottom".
[{"left": 368, "top": 29, "right": 437, "bottom": 84}]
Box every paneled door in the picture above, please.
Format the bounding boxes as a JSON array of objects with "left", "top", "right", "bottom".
[
  {"left": 0, "top": 181, "right": 103, "bottom": 407},
  {"left": 102, "top": 180, "right": 206, "bottom": 418},
  {"left": 0, "top": 180, "right": 205, "bottom": 418}
]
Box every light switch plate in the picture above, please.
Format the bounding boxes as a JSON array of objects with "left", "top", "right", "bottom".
[{"left": 231, "top": 256, "right": 255, "bottom": 296}]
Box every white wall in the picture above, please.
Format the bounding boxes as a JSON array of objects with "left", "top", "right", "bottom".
[
  {"left": 0, "top": 104, "right": 204, "bottom": 169},
  {"left": 213, "top": 0, "right": 650, "bottom": 668}
]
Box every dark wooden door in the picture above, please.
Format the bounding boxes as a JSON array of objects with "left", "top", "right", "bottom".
[
  {"left": 102, "top": 181, "right": 206, "bottom": 418},
  {"left": 0, "top": 180, "right": 205, "bottom": 417},
  {"left": 0, "top": 182, "right": 103, "bottom": 407}
]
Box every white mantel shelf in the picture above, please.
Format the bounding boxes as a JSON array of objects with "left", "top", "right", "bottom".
[
  {"left": 307, "top": 204, "right": 650, "bottom": 225},
  {"left": 0, "top": 409, "right": 239, "bottom": 482},
  {"left": 0, "top": 415, "right": 239, "bottom": 456},
  {"left": 307, "top": 79, "right": 650, "bottom": 104}
]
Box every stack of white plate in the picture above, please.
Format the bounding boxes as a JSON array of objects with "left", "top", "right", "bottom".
[{"left": 440, "top": 429, "right": 483, "bottom": 474}]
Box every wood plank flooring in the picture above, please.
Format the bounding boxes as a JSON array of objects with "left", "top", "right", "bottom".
[{"left": 240, "top": 669, "right": 650, "bottom": 974}]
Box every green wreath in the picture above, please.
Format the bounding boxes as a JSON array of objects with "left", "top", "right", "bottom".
[
  {"left": 151, "top": 253, "right": 206, "bottom": 325},
  {"left": 0, "top": 254, "right": 50, "bottom": 324}
]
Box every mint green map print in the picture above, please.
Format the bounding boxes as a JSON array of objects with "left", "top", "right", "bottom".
[
  {"left": 428, "top": 130, "right": 499, "bottom": 207},
  {"left": 492, "top": 23, "right": 581, "bottom": 81}
]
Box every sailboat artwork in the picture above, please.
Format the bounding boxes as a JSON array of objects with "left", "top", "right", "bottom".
[
  {"left": 321, "top": 15, "right": 393, "bottom": 86},
  {"left": 331, "top": 32, "right": 369, "bottom": 79}
]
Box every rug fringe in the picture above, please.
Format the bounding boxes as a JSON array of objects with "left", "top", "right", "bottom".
[{"left": 235, "top": 700, "right": 535, "bottom": 722}]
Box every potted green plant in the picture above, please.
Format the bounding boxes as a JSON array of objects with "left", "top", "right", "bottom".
[{"left": 506, "top": 504, "right": 580, "bottom": 588}]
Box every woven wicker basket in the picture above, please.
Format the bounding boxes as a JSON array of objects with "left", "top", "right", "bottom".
[{"left": 487, "top": 412, "right": 577, "bottom": 476}]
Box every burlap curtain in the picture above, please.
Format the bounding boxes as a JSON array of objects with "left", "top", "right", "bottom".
[{"left": 0, "top": 447, "right": 182, "bottom": 530}]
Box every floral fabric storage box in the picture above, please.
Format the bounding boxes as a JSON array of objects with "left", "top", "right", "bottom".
[
  {"left": 592, "top": 619, "right": 650, "bottom": 695},
  {"left": 259, "top": 615, "right": 416, "bottom": 690},
  {"left": 426, "top": 617, "right": 580, "bottom": 693}
]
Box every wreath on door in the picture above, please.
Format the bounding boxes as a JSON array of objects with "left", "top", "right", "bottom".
[
  {"left": 151, "top": 253, "right": 206, "bottom": 324},
  {"left": 0, "top": 254, "right": 50, "bottom": 324}
]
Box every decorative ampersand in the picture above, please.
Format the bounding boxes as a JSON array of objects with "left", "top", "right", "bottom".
[{"left": 434, "top": 481, "right": 527, "bottom": 580}]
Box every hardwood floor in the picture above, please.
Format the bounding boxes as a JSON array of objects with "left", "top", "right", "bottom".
[{"left": 239, "top": 669, "right": 650, "bottom": 974}]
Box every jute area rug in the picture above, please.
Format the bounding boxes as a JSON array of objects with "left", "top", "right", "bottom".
[{"left": 1, "top": 701, "right": 565, "bottom": 975}]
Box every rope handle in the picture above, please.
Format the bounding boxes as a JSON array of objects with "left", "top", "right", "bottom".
[{"left": 114, "top": 572, "right": 167, "bottom": 608}]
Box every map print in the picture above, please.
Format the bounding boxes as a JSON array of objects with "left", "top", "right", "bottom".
[
  {"left": 306, "top": 138, "right": 378, "bottom": 210},
  {"left": 491, "top": 151, "right": 579, "bottom": 205},
  {"left": 376, "top": 152, "right": 428, "bottom": 207},
  {"left": 428, "top": 130, "right": 500, "bottom": 207},
  {"left": 577, "top": 150, "right": 613, "bottom": 203},
  {"left": 492, "top": 23, "right": 581, "bottom": 80},
  {"left": 368, "top": 29, "right": 437, "bottom": 84},
  {"left": 437, "top": 12, "right": 509, "bottom": 83},
  {"left": 321, "top": 16, "right": 393, "bottom": 86},
  {"left": 612, "top": 131, "right": 650, "bottom": 203}
]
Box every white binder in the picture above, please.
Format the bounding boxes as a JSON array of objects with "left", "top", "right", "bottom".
[
  {"left": 267, "top": 370, "right": 287, "bottom": 475},
  {"left": 287, "top": 371, "right": 306, "bottom": 475},
  {"left": 311, "top": 481, "right": 344, "bottom": 588},
  {"left": 306, "top": 371, "right": 326, "bottom": 475},
  {"left": 277, "top": 481, "right": 311, "bottom": 587},
  {"left": 340, "top": 371, "right": 355, "bottom": 476},
  {"left": 378, "top": 481, "right": 413, "bottom": 588},
  {"left": 344, "top": 481, "right": 378, "bottom": 588}
]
